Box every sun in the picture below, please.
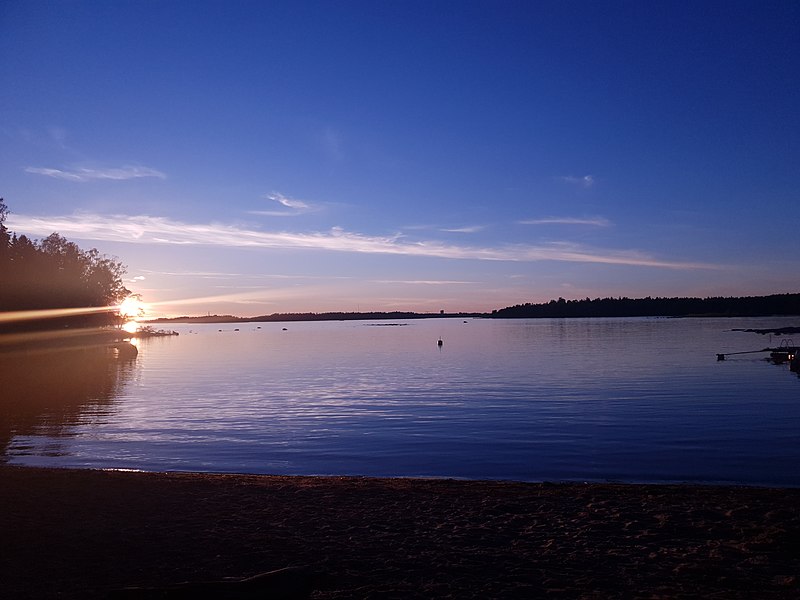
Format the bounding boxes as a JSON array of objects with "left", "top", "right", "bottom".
[
  {"left": 118, "top": 296, "right": 147, "bottom": 320},
  {"left": 118, "top": 296, "right": 148, "bottom": 333}
]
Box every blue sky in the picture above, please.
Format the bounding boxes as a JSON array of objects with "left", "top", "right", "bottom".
[{"left": 2, "top": 0, "right": 798, "bottom": 317}]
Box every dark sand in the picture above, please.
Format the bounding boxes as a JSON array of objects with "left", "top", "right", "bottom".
[{"left": 1, "top": 466, "right": 799, "bottom": 598}]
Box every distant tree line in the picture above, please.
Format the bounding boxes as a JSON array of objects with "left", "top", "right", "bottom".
[
  {"left": 151, "top": 311, "right": 485, "bottom": 324},
  {"left": 0, "top": 199, "right": 130, "bottom": 331},
  {"left": 491, "top": 294, "right": 800, "bottom": 319},
  {"left": 152, "top": 298, "right": 800, "bottom": 325}
]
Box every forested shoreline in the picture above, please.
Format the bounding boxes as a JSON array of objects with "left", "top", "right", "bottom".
[{"left": 490, "top": 294, "right": 800, "bottom": 319}]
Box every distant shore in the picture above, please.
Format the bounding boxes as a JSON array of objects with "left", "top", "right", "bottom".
[
  {"left": 144, "top": 293, "right": 800, "bottom": 324},
  {"left": 2, "top": 466, "right": 799, "bottom": 598},
  {"left": 146, "top": 311, "right": 484, "bottom": 324}
]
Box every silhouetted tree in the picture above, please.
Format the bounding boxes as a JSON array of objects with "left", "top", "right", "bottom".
[
  {"left": 0, "top": 200, "right": 131, "bottom": 331},
  {"left": 0, "top": 199, "right": 10, "bottom": 264}
]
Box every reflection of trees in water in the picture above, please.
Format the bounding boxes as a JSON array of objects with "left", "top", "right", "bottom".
[{"left": 0, "top": 341, "right": 138, "bottom": 458}]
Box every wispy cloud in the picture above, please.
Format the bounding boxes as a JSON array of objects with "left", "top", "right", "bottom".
[
  {"left": 140, "top": 269, "right": 352, "bottom": 281},
  {"left": 248, "top": 192, "right": 319, "bottom": 217},
  {"left": 519, "top": 216, "right": 611, "bottom": 227},
  {"left": 403, "top": 224, "right": 485, "bottom": 234},
  {"left": 270, "top": 192, "right": 309, "bottom": 210},
  {"left": 146, "top": 284, "right": 348, "bottom": 311},
  {"left": 24, "top": 165, "right": 166, "bottom": 182},
  {"left": 440, "top": 225, "right": 485, "bottom": 233},
  {"left": 373, "top": 279, "right": 476, "bottom": 285},
  {"left": 7, "top": 212, "right": 718, "bottom": 270},
  {"left": 559, "top": 175, "right": 595, "bottom": 188}
]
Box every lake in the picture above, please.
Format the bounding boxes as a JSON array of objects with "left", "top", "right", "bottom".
[{"left": 2, "top": 317, "right": 799, "bottom": 486}]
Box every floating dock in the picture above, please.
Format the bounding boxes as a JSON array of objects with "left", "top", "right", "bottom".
[{"left": 717, "top": 339, "right": 799, "bottom": 373}]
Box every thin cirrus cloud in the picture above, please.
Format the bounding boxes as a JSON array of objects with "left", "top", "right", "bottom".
[
  {"left": 24, "top": 165, "right": 166, "bottom": 182},
  {"left": 373, "top": 279, "right": 476, "bottom": 285},
  {"left": 402, "top": 224, "right": 485, "bottom": 233},
  {"left": 7, "top": 212, "right": 717, "bottom": 270},
  {"left": 247, "top": 192, "right": 319, "bottom": 217},
  {"left": 519, "top": 217, "right": 611, "bottom": 227},
  {"left": 440, "top": 225, "right": 485, "bottom": 233},
  {"left": 139, "top": 269, "right": 352, "bottom": 282},
  {"left": 559, "top": 175, "right": 595, "bottom": 188}
]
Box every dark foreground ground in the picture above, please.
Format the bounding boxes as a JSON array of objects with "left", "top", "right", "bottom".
[{"left": 1, "top": 466, "right": 799, "bottom": 598}]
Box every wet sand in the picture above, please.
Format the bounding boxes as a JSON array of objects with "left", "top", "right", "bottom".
[{"left": 1, "top": 466, "right": 799, "bottom": 598}]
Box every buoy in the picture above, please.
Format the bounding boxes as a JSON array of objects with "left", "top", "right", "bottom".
[{"left": 437, "top": 338, "right": 443, "bottom": 347}]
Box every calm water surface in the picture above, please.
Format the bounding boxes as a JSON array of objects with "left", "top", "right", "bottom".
[{"left": 2, "top": 317, "right": 799, "bottom": 485}]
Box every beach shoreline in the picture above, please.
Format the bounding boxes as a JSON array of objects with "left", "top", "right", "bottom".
[{"left": 2, "top": 465, "right": 799, "bottom": 598}]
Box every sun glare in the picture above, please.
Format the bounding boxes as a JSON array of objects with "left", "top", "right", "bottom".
[
  {"left": 118, "top": 297, "right": 149, "bottom": 334},
  {"left": 118, "top": 297, "right": 146, "bottom": 319}
]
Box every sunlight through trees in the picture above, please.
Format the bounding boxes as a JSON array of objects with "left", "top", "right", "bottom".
[{"left": 0, "top": 199, "right": 132, "bottom": 330}]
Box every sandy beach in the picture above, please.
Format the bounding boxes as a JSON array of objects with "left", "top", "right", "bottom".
[{"left": 1, "top": 466, "right": 799, "bottom": 598}]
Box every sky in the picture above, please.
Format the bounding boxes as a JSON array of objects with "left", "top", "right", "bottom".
[{"left": 1, "top": 0, "right": 799, "bottom": 318}]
